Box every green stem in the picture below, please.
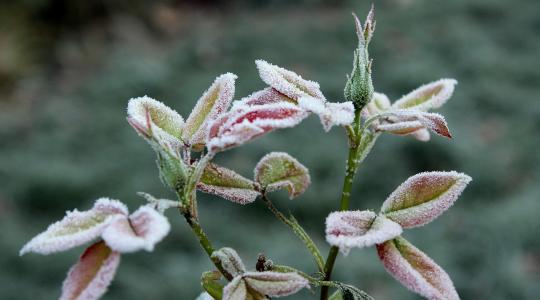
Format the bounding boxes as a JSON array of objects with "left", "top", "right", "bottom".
[{"left": 262, "top": 194, "right": 326, "bottom": 273}]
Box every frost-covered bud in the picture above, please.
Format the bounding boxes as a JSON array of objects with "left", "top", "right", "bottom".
[
  {"left": 344, "top": 48, "right": 373, "bottom": 110},
  {"left": 156, "top": 149, "right": 189, "bottom": 193}
]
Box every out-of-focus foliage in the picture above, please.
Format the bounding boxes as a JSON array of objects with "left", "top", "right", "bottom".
[{"left": 1, "top": 0, "right": 539, "bottom": 299}]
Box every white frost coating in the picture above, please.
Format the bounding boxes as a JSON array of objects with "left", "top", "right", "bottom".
[
  {"left": 325, "top": 210, "right": 402, "bottom": 255},
  {"left": 183, "top": 73, "right": 237, "bottom": 147},
  {"left": 195, "top": 292, "right": 214, "bottom": 300},
  {"left": 255, "top": 59, "right": 326, "bottom": 101},
  {"left": 222, "top": 276, "right": 247, "bottom": 300},
  {"left": 410, "top": 128, "right": 431, "bottom": 142},
  {"left": 60, "top": 241, "right": 121, "bottom": 300},
  {"left": 232, "top": 88, "right": 294, "bottom": 110},
  {"left": 211, "top": 247, "right": 246, "bottom": 277},
  {"left": 361, "top": 92, "right": 391, "bottom": 121},
  {"left": 376, "top": 120, "right": 425, "bottom": 135},
  {"left": 243, "top": 271, "right": 310, "bottom": 297},
  {"left": 127, "top": 96, "right": 185, "bottom": 148},
  {"left": 20, "top": 198, "right": 127, "bottom": 255},
  {"left": 392, "top": 79, "right": 457, "bottom": 111},
  {"left": 377, "top": 237, "right": 460, "bottom": 300},
  {"left": 380, "top": 171, "right": 472, "bottom": 228},
  {"left": 254, "top": 152, "right": 311, "bottom": 199},
  {"left": 376, "top": 110, "right": 452, "bottom": 139},
  {"left": 102, "top": 206, "right": 171, "bottom": 253},
  {"left": 206, "top": 102, "right": 309, "bottom": 152},
  {"left": 198, "top": 184, "right": 259, "bottom": 205},
  {"left": 298, "top": 97, "right": 355, "bottom": 131}
]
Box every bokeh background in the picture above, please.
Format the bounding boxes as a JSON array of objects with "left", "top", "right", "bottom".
[{"left": 1, "top": 0, "right": 539, "bottom": 299}]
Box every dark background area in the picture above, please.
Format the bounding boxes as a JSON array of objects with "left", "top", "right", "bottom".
[{"left": 1, "top": 0, "right": 539, "bottom": 299}]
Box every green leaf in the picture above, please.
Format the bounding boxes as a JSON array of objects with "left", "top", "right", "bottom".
[
  {"left": 254, "top": 152, "right": 310, "bottom": 199},
  {"left": 198, "top": 163, "right": 260, "bottom": 204}
]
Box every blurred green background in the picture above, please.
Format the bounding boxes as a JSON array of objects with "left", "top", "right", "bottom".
[{"left": 1, "top": 0, "right": 539, "bottom": 299}]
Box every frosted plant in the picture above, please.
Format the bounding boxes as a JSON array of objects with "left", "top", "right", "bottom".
[{"left": 21, "top": 6, "right": 472, "bottom": 300}]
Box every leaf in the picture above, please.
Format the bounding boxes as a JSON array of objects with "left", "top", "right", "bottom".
[
  {"left": 254, "top": 152, "right": 311, "bottom": 199},
  {"left": 206, "top": 102, "right": 308, "bottom": 153},
  {"left": 376, "top": 110, "right": 452, "bottom": 139},
  {"left": 232, "top": 88, "right": 295, "bottom": 109},
  {"left": 243, "top": 271, "right": 309, "bottom": 297},
  {"left": 201, "top": 271, "right": 224, "bottom": 299},
  {"left": 222, "top": 276, "right": 247, "bottom": 300},
  {"left": 60, "top": 241, "right": 121, "bottom": 300},
  {"left": 101, "top": 206, "right": 171, "bottom": 253},
  {"left": 298, "top": 97, "right": 355, "bottom": 131},
  {"left": 20, "top": 198, "right": 128, "bottom": 255},
  {"left": 392, "top": 79, "right": 457, "bottom": 111},
  {"left": 361, "top": 92, "right": 390, "bottom": 121},
  {"left": 211, "top": 247, "right": 246, "bottom": 277},
  {"left": 380, "top": 171, "right": 472, "bottom": 228},
  {"left": 334, "top": 282, "right": 374, "bottom": 300},
  {"left": 183, "top": 73, "right": 237, "bottom": 149},
  {"left": 325, "top": 210, "right": 402, "bottom": 254},
  {"left": 198, "top": 163, "right": 260, "bottom": 205},
  {"left": 127, "top": 96, "right": 185, "bottom": 148},
  {"left": 376, "top": 237, "right": 459, "bottom": 300},
  {"left": 255, "top": 59, "right": 325, "bottom": 101}
]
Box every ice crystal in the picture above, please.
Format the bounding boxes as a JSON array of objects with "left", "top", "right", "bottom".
[{"left": 376, "top": 237, "right": 460, "bottom": 300}]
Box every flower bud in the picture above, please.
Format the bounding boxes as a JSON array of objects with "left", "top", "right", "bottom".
[
  {"left": 344, "top": 48, "right": 373, "bottom": 110},
  {"left": 156, "top": 149, "right": 189, "bottom": 193}
]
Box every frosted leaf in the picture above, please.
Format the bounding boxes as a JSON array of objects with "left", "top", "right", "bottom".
[
  {"left": 255, "top": 59, "right": 325, "bottom": 101},
  {"left": 232, "top": 88, "right": 295, "bottom": 109},
  {"left": 20, "top": 198, "right": 127, "bottom": 255},
  {"left": 254, "top": 152, "right": 310, "bottom": 199},
  {"left": 243, "top": 271, "right": 309, "bottom": 297},
  {"left": 222, "top": 276, "right": 247, "bottom": 300},
  {"left": 376, "top": 120, "right": 424, "bottom": 135},
  {"left": 392, "top": 79, "right": 457, "bottom": 111},
  {"left": 211, "top": 247, "right": 246, "bottom": 277},
  {"left": 380, "top": 171, "right": 472, "bottom": 228},
  {"left": 376, "top": 110, "right": 452, "bottom": 139},
  {"left": 183, "top": 73, "right": 237, "bottom": 150},
  {"left": 60, "top": 241, "right": 121, "bottom": 300},
  {"left": 195, "top": 292, "right": 214, "bottom": 300},
  {"left": 206, "top": 102, "right": 308, "bottom": 153},
  {"left": 298, "top": 97, "right": 355, "bottom": 131},
  {"left": 410, "top": 128, "right": 431, "bottom": 142},
  {"left": 127, "top": 96, "right": 185, "bottom": 149},
  {"left": 198, "top": 163, "right": 260, "bottom": 205},
  {"left": 102, "top": 206, "right": 171, "bottom": 253},
  {"left": 361, "top": 92, "right": 391, "bottom": 121},
  {"left": 376, "top": 237, "right": 460, "bottom": 300},
  {"left": 325, "top": 210, "right": 402, "bottom": 255}
]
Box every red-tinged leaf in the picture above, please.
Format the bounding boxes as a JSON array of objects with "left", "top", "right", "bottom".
[
  {"left": 60, "top": 241, "right": 121, "bottom": 300},
  {"left": 102, "top": 206, "right": 170, "bottom": 253},
  {"left": 222, "top": 276, "right": 247, "bottom": 300},
  {"left": 377, "top": 110, "right": 452, "bottom": 139},
  {"left": 243, "top": 271, "right": 309, "bottom": 297},
  {"left": 380, "top": 171, "right": 472, "bottom": 228},
  {"left": 232, "top": 88, "right": 295, "bottom": 109},
  {"left": 127, "top": 96, "right": 185, "bottom": 147},
  {"left": 20, "top": 198, "right": 127, "bottom": 255},
  {"left": 211, "top": 247, "right": 246, "bottom": 277},
  {"left": 198, "top": 163, "right": 260, "bottom": 205},
  {"left": 392, "top": 79, "right": 457, "bottom": 111},
  {"left": 377, "top": 237, "right": 460, "bottom": 300},
  {"left": 254, "top": 152, "right": 310, "bottom": 199},
  {"left": 325, "top": 210, "right": 402, "bottom": 254},
  {"left": 255, "top": 60, "right": 325, "bottom": 101},
  {"left": 183, "top": 73, "right": 237, "bottom": 149},
  {"left": 206, "top": 103, "right": 308, "bottom": 153}
]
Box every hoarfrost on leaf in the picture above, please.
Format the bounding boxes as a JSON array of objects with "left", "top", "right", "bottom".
[
  {"left": 60, "top": 241, "right": 121, "bottom": 300},
  {"left": 183, "top": 73, "right": 237, "bottom": 150},
  {"left": 375, "top": 110, "right": 452, "bottom": 139},
  {"left": 380, "top": 171, "right": 472, "bottom": 228},
  {"left": 20, "top": 198, "right": 128, "bottom": 255},
  {"left": 376, "top": 237, "right": 459, "bottom": 300},
  {"left": 232, "top": 88, "right": 295, "bottom": 109},
  {"left": 325, "top": 210, "right": 402, "bottom": 254},
  {"left": 392, "top": 79, "right": 457, "bottom": 111},
  {"left": 243, "top": 271, "right": 310, "bottom": 297},
  {"left": 298, "top": 97, "right": 355, "bottom": 131},
  {"left": 198, "top": 163, "right": 260, "bottom": 205},
  {"left": 211, "top": 247, "right": 246, "bottom": 277},
  {"left": 254, "top": 152, "right": 311, "bottom": 199},
  {"left": 222, "top": 276, "right": 247, "bottom": 300}
]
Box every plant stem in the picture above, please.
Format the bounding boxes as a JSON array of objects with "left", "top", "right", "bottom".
[
  {"left": 320, "top": 109, "right": 362, "bottom": 300},
  {"left": 262, "top": 194, "right": 326, "bottom": 273}
]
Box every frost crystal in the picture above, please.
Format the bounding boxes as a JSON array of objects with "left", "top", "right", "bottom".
[
  {"left": 127, "top": 96, "right": 185, "bottom": 149},
  {"left": 183, "top": 73, "right": 237, "bottom": 150},
  {"left": 102, "top": 206, "right": 171, "bottom": 253},
  {"left": 254, "top": 152, "right": 311, "bottom": 199},
  {"left": 392, "top": 79, "right": 457, "bottom": 111},
  {"left": 298, "top": 97, "right": 355, "bottom": 132},
  {"left": 206, "top": 102, "right": 308, "bottom": 153},
  {"left": 198, "top": 163, "right": 260, "bottom": 205},
  {"left": 325, "top": 210, "right": 402, "bottom": 255},
  {"left": 255, "top": 59, "right": 326, "bottom": 101},
  {"left": 60, "top": 241, "right": 121, "bottom": 300},
  {"left": 20, "top": 198, "right": 127, "bottom": 255},
  {"left": 380, "top": 171, "right": 472, "bottom": 228},
  {"left": 377, "top": 237, "right": 460, "bottom": 300}
]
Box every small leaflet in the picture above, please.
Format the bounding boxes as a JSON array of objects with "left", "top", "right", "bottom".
[
  {"left": 254, "top": 152, "right": 311, "bottom": 199},
  {"left": 198, "top": 163, "right": 260, "bottom": 205},
  {"left": 392, "top": 79, "right": 457, "bottom": 111},
  {"left": 243, "top": 271, "right": 310, "bottom": 297}
]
